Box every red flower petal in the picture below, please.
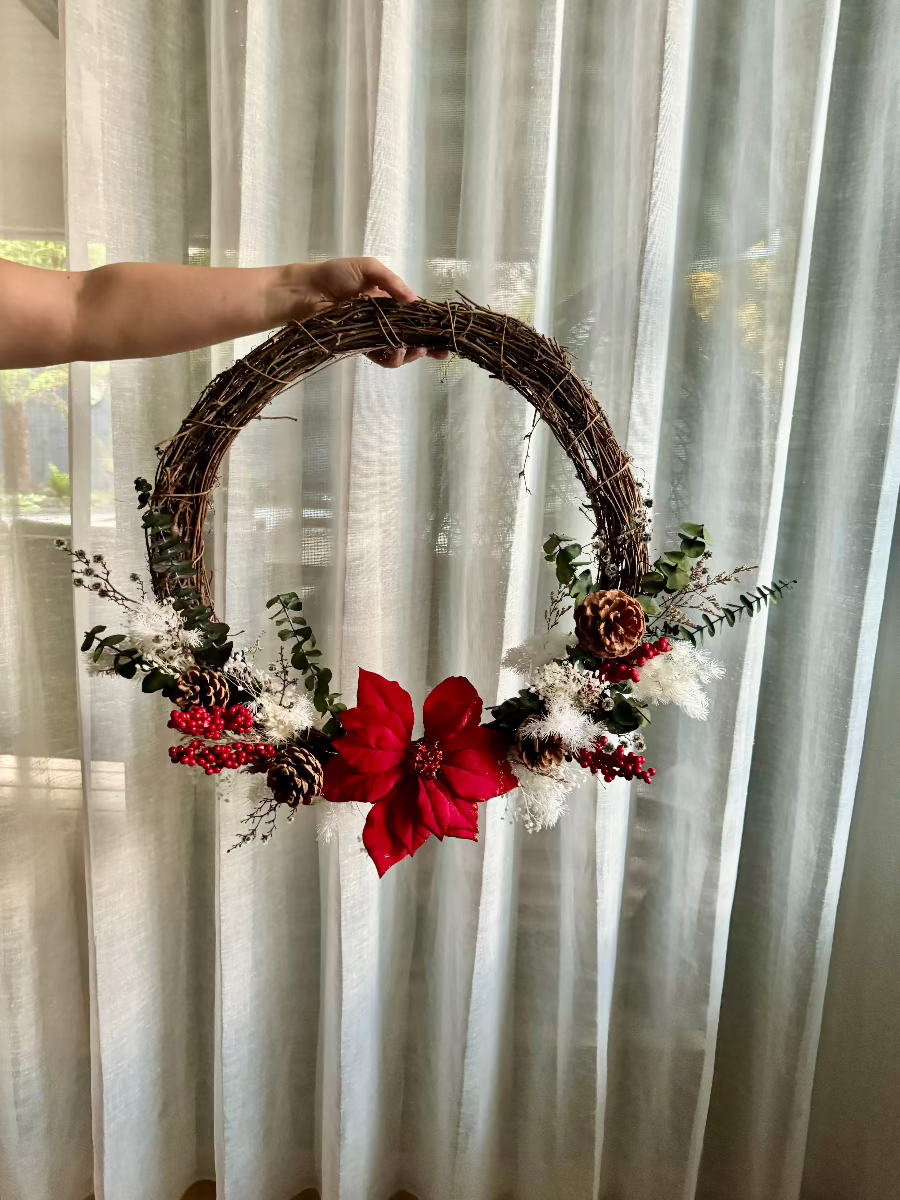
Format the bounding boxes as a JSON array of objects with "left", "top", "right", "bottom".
[
  {"left": 336, "top": 708, "right": 410, "bottom": 774},
  {"left": 362, "top": 800, "right": 408, "bottom": 876},
  {"left": 342, "top": 703, "right": 411, "bottom": 749},
  {"left": 417, "top": 777, "right": 453, "bottom": 839},
  {"left": 446, "top": 799, "right": 479, "bottom": 841},
  {"left": 362, "top": 778, "right": 431, "bottom": 877},
  {"left": 324, "top": 752, "right": 406, "bottom": 806},
  {"left": 388, "top": 778, "right": 432, "bottom": 857},
  {"left": 422, "top": 676, "right": 483, "bottom": 748},
  {"left": 357, "top": 668, "right": 414, "bottom": 737},
  {"left": 440, "top": 727, "right": 518, "bottom": 799}
]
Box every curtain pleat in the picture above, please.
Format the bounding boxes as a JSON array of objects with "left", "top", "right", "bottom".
[{"left": 0, "top": 0, "right": 898, "bottom": 1197}]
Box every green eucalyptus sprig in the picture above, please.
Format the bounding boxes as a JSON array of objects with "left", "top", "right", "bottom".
[
  {"left": 635, "top": 519, "right": 796, "bottom": 642},
  {"left": 542, "top": 534, "right": 595, "bottom": 605},
  {"left": 134, "top": 477, "right": 232, "bottom": 668},
  {"left": 77, "top": 623, "right": 180, "bottom": 696},
  {"left": 636, "top": 522, "right": 713, "bottom": 617},
  {"left": 79, "top": 626, "right": 146, "bottom": 679},
  {"left": 682, "top": 578, "right": 796, "bottom": 645},
  {"left": 266, "top": 591, "right": 347, "bottom": 736},
  {"left": 488, "top": 687, "right": 544, "bottom": 734}
]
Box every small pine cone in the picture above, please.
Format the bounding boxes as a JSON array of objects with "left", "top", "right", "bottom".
[
  {"left": 515, "top": 729, "right": 567, "bottom": 775},
  {"left": 574, "top": 589, "right": 646, "bottom": 659},
  {"left": 174, "top": 667, "right": 231, "bottom": 710},
  {"left": 267, "top": 745, "right": 325, "bottom": 808}
]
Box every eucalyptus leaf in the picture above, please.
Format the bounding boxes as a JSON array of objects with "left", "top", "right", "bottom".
[
  {"left": 80, "top": 625, "right": 106, "bottom": 651},
  {"left": 196, "top": 641, "right": 232, "bottom": 669},
  {"left": 611, "top": 700, "right": 644, "bottom": 732},
  {"left": 142, "top": 669, "right": 175, "bottom": 694},
  {"left": 639, "top": 570, "right": 666, "bottom": 596},
  {"left": 664, "top": 567, "right": 691, "bottom": 591},
  {"left": 556, "top": 559, "right": 576, "bottom": 586},
  {"left": 142, "top": 510, "right": 174, "bottom": 528}
]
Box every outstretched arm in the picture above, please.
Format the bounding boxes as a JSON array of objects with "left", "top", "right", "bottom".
[{"left": 0, "top": 256, "right": 442, "bottom": 370}]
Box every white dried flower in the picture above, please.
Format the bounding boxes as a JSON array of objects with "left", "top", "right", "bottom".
[
  {"left": 250, "top": 687, "right": 317, "bottom": 744},
  {"left": 502, "top": 630, "right": 574, "bottom": 678},
  {"left": 224, "top": 656, "right": 270, "bottom": 697},
  {"left": 532, "top": 661, "right": 584, "bottom": 703},
  {"left": 520, "top": 700, "right": 599, "bottom": 753},
  {"left": 531, "top": 660, "right": 605, "bottom": 712},
  {"left": 126, "top": 598, "right": 201, "bottom": 670},
  {"left": 509, "top": 759, "right": 581, "bottom": 832},
  {"left": 630, "top": 640, "right": 725, "bottom": 720}
]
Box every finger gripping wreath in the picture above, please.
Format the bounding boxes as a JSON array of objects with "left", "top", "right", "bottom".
[{"left": 63, "top": 295, "right": 796, "bottom": 873}]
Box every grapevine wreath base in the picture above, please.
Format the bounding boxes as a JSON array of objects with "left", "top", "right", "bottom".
[{"left": 61, "top": 296, "right": 793, "bottom": 876}]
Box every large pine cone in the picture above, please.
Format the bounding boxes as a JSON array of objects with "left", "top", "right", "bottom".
[
  {"left": 574, "top": 589, "right": 646, "bottom": 659},
  {"left": 174, "top": 667, "right": 231, "bottom": 710},
  {"left": 267, "top": 745, "right": 325, "bottom": 808},
  {"left": 515, "top": 730, "right": 567, "bottom": 775}
]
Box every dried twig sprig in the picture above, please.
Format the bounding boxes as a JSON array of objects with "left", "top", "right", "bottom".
[
  {"left": 544, "top": 584, "right": 571, "bottom": 632},
  {"left": 650, "top": 558, "right": 759, "bottom": 630},
  {"left": 229, "top": 792, "right": 281, "bottom": 851},
  {"left": 55, "top": 540, "right": 139, "bottom": 609}
]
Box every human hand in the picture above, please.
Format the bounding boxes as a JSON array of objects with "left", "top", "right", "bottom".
[{"left": 269, "top": 257, "right": 448, "bottom": 368}]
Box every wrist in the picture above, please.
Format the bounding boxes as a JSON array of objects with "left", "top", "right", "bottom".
[{"left": 262, "top": 263, "right": 317, "bottom": 328}]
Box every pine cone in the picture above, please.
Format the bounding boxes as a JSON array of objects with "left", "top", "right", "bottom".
[
  {"left": 174, "top": 666, "right": 231, "bottom": 710},
  {"left": 574, "top": 589, "right": 646, "bottom": 659},
  {"left": 515, "top": 729, "right": 567, "bottom": 775},
  {"left": 267, "top": 745, "right": 325, "bottom": 808}
]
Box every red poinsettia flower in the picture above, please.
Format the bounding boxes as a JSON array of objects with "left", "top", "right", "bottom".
[{"left": 324, "top": 669, "right": 517, "bottom": 876}]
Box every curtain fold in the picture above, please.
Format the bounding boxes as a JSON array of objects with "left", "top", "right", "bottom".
[{"left": 1, "top": 0, "right": 898, "bottom": 1197}]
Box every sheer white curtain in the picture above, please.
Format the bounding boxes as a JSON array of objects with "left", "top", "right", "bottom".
[{"left": 1, "top": 1, "right": 899, "bottom": 1198}]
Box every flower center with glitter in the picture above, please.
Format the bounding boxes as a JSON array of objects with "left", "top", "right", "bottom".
[{"left": 412, "top": 741, "right": 443, "bottom": 780}]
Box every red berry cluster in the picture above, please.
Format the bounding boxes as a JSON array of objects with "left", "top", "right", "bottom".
[
  {"left": 224, "top": 704, "right": 254, "bottom": 734},
  {"left": 168, "top": 740, "right": 276, "bottom": 776},
  {"left": 594, "top": 636, "right": 671, "bottom": 685},
  {"left": 576, "top": 738, "right": 656, "bottom": 784},
  {"left": 167, "top": 704, "right": 255, "bottom": 741}
]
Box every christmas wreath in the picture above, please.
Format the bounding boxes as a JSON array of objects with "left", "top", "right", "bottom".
[{"left": 60, "top": 297, "right": 794, "bottom": 875}]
